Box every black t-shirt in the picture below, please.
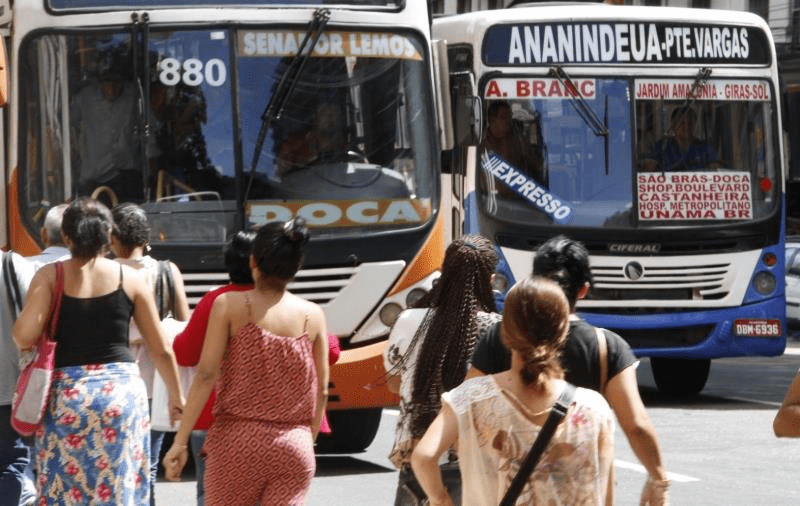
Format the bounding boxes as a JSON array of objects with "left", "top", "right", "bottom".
[{"left": 470, "top": 317, "right": 637, "bottom": 392}]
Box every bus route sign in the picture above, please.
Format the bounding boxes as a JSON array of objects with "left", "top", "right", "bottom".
[{"left": 484, "top": 22, "right": 771, "bottom": 66}]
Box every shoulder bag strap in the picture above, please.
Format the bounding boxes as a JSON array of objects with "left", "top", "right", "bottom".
[
  {"left": 499, "top": 382, "right": 577, "bottom": 506},
  {"left": 3, "top": 252, "right": 23, "bottom": 317},
  {"left": 45, "top": 261, "right": 65, "bottom": 339},
  {"left": 595, "top": 327, "right": 608, "bottom": 396},
  {"left": 163, "top": 261, "right": 175, "bottom": 316}
]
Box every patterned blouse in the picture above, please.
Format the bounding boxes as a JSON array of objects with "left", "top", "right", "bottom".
[
  {"left": 382, "top": 308, "right": 502, "bottom": 468},
  {"left": 443, "top": 376, "right": 615, "bottom": 506}
]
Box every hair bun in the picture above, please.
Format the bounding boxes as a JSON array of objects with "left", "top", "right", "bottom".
[{"left": 283, "top": 217, "right": 310, "bottom": 244}]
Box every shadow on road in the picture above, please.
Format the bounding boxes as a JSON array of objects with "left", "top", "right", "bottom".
[{"left": 314, "top": 455, "right": 395, "bottom": 477}]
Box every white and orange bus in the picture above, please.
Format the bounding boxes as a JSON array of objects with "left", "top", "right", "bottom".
[{"left": 0, "top": 0, "right": 453, "bottom": 451}]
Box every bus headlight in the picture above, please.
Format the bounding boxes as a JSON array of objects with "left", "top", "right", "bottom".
[
  {"left": 752, "top": 271, "right": 776, "bottom": 295},
  {"left": 379, "top": 302, "right": 404, "bottom": 327}
]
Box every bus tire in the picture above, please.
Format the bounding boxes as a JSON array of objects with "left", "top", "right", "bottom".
[
  {"left": 315, "top": 408, "right": 383, "bottom": 454},
  {"left": 650, "top": 357, "right": 711, "bottom": 396}
]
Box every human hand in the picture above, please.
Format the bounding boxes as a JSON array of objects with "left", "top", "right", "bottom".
[
  {"left": 162, "top": 442, "right": 189, "bottom": 482},
  {"left": 639, "top": 476, "right": 670, "bottom": 506},
  {"left": 427, "top": 490, "right": 455, "bottom": 506},
  {"left": 168, "top": 396, "right": 184, "bottom": 426}
]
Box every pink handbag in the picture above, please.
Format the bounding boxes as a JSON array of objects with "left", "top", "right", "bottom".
[{"left": 11, "top": 261, "right": 64, "bottom": 436}]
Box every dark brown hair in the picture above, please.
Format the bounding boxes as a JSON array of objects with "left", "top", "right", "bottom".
[
  {"left": 252, "top": 217, "right": 310, "bottom": 281},
  {"left": 501, "top": 276, "right": 570, "bottom": 386},
  {"left": 62, "top": 197, "right": 113, "bottom": 258}
]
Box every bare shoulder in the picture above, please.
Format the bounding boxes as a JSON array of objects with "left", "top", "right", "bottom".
[
  {"left": 289, "top": 292, "right": 324, "bottom": 318},
  {"left": 118, "top": 261, "right": 150, "bottom": 295},
  {"left": 169, "top": 260, "right": 184, "bottom": 276},
  {"left": 285, "top": 293, "right": 325, "bottom": 333}
]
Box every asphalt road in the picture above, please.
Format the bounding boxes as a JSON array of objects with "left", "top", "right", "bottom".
[{"left": 156, "top": 339, "right": 800, "bottom": 505}]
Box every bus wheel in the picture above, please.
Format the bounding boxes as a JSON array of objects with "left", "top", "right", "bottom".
[
  {"left": 650, "top": 357, "right": 711, "bottom": 396},
  {"left": 315, "top": 408, "right": 383, "bottom": 454}
]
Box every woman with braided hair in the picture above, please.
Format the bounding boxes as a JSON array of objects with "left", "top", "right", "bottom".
[
  {"left": 382, "top": 235, "right": 501, "bottom": 506},
  {"left": 411, "top": 276, "right": 615, "bottom": 506}
]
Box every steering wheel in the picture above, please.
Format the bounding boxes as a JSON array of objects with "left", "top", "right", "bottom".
[{"left": 91, "top": 186, "right": 119, "bottom": 208}]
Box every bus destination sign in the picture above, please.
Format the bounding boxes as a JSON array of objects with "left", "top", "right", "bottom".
[{"left": 483, "top": 22, "right": 771, "bottom": 66}]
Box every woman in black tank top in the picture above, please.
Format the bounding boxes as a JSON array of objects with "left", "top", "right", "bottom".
[{"left": 12, "top": 197, "right": 185, "bottom": 505}]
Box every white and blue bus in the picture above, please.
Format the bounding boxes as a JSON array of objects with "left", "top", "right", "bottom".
[
  {"left": 434, "top": 3, "right": 786, "bottom": 395},
  {"left": 0, "top": 0, "right": 454, "bottom": 451}
]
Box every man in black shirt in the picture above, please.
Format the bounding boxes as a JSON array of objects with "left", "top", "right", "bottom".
[{"left": 467, "top": 235, "right": 670, "bottom": 505}]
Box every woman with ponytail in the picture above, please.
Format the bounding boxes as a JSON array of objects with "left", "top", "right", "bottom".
[
  {"left": 162, "top": 217, "right": 329, "bottom": 506},
  {"left": 382, "top": 235, "right": 501, "bottom": 505},
  {"left": 13, "top": 197, "right": 185, "bottom": 504},
  {"left": 411, "top": 277, "right": 615, "bottom": 506}
]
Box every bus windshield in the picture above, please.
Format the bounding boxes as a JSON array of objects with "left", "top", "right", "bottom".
[
  {"left": 19, "top": 27, "right": 437, "bottom": 243},
  {"left": 478, "top": 76, "right": 780, "bottom": 229}
]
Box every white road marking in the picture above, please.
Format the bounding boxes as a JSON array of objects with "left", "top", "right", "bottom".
[
  {"left": 614, "top": 459, "right": 700, "bottom": 483},
  {"left": 719, "top": 396, "right": 781, "bottom": 407}
]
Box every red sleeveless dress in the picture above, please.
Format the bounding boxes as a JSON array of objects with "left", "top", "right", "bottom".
[{"left": 203, "top": 295, "right": 317, "bottom": 505}]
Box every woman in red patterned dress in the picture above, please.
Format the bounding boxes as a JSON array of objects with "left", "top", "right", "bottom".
[{"left": 162, "top": 217, "right": 329, "bottom": 505}]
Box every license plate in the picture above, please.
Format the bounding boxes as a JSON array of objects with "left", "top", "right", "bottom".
[{"left": 733, "top": 319, "right": 782, "bottom": 337}]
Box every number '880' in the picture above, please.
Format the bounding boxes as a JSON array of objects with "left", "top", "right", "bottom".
[{"left": 158, "top": 57, "right": 227, "bottom": 87}]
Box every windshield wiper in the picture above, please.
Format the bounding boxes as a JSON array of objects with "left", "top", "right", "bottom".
[
  {"left": 549, "top": 66, "right": 608, "bottom": 138},
  {"left": 680, "top": 67, "right": 712, "bottom": 111},
  {"left": 243, "top": 8, "right": 331, "bottom": 205}
]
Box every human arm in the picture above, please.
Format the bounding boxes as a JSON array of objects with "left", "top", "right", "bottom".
[
  {"left": 12, "top": 265, "right": 55, "bottom": 350},
  {"left": 169, "top": 261, "right": 191, "bottom": 321},
  {"left": 774, "top": 370, "right": 800, "bottom": 437},
  {"left": 605, "top": 365, "right": 669, "bottom": 502},
  {"left": 410, "top": 404, "right": 459, "bottom": 506},
  {"left": 310, "top": 305, "right": 329, "bottom": 440},
  {"left": 163, "top": 294, "right": 231, "bottom": 481}
]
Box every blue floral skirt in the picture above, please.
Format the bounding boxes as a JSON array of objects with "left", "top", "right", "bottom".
[{"left": 34, "top": 362, "right": 150, "bottom": 505}]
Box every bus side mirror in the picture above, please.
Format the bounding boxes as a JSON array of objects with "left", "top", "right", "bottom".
[
  {"left": 455, "top": 95, "right": 481, "bottom": 147},
  {"left": 448, "top": 71, "right": 481, "bottom": 147}
]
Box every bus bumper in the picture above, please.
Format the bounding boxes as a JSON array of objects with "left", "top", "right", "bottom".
[
  {"left": 328, "top": 340, "right": 399, "bottom": 411},
  {"left": 581, "top": 296, "right": 787, "bottom": 359}
]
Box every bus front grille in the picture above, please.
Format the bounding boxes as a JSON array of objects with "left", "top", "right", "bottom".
[
  {"left": 579, "top": 250, "right": 760, "bottom": 309},
  {"left": 182, "top": 267, "right": 359, "bottom": 308}
]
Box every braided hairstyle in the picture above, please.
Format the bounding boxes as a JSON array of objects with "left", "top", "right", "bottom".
[
  {"left": 405, "top": 235, "right": 498, "bottom": 439},
  {"left": 252, "top": 217, "right": 310, "bottom": 283},
  {"left": 501, "top": 276, "right": 570, "bottom": 386}
]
